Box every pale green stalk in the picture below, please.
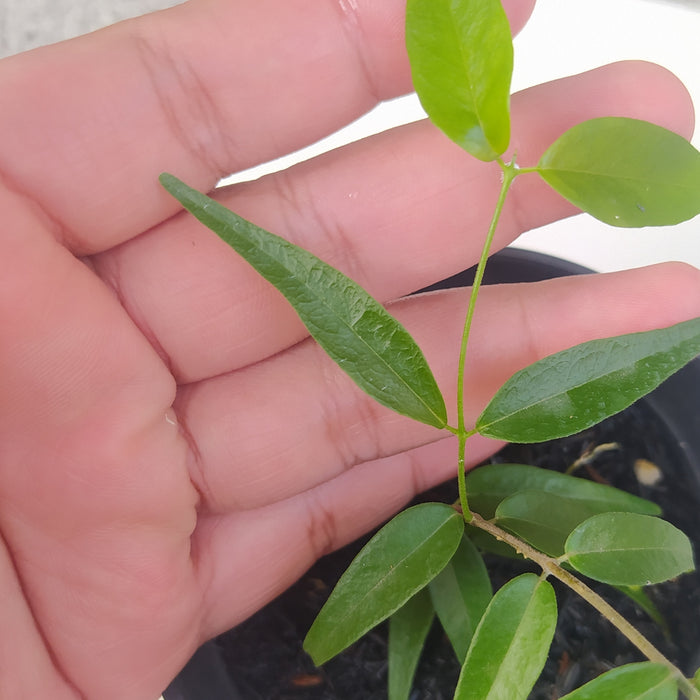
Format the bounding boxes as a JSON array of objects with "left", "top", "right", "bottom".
[
  {"left": 456, "top": 159, "right": 519, "bottom": 520},
  {"left": 469, "top": 512, "right": 700, "bottom": 700}
]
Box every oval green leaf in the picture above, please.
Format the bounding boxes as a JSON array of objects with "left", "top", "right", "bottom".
[
  {"left": 303, "top": 503, "right": 463, "bottom": 665},
  {"left": 565, "top": 512, "right": 695, "bottom": 586},
  {"left": 476, "top": 317, "right": 700, "bottom": 442},
  {"left": 160, "top": 174, "right": 447, "bottom": 428},
  {"left": 406, "top": 0, "right": 513, "bottom": 161},
  {"left": 428, "top": 534, "right": 492, "bottom": 662},
  {"left": 388, "top": 588, "right": 435, "bottom": 700},
  {"left": 454, "top": 574, "right": 557, "bottom": 700},
  {"left": 559, "top": 662, "right": 677, "bottom": 700},
  {"left": 538, "top": 117, "right": 700, "bottom": 226},
  {"left": 495, "top": 491, "right": 602, "bottom": 557},
  {"left": 465, "top": 463, "right": 660, "bottom": 520}
]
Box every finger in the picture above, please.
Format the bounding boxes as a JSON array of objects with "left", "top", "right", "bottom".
[
  {"left": 178, "top": 262, "right": 700, "bottom": 515},
  {"left": 194, "top": 434, "right": 482, "bottom": 635},
  {"left": 0, "top": 187, "right": 198, "bottom": 699},
  {"left": 93, "top": 61, "right": 695, "bottom": 383},
  {"left": 0, "top": 0, "right": 534, "bottom": 255},
  {"left": 195, "top": 264, "right": 700, "bottom": 634}
]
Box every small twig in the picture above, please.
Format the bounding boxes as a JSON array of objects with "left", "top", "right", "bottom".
[{"left": 468, "top": 513, "right": 700, "bottom": 699}]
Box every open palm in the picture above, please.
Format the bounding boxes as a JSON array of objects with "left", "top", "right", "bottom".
[{"left": 0, "top": 1, "right": 698, "bottom": 698}]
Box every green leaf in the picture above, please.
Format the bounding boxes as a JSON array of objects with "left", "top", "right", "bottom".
[
  {"left": 388, "top": 588, "right": 435, "bottom": 700},
  {"left": 564, "top": 512, "right": 695, "bottom": 586},
  {"left": 476, "top": 317, "right": 700, "bottom": 442},
  {"left": 465, "top": 463, "right": 660, "bottom": 520},
  {"left": 428, "top": 535, "right": 492, "bottom": 662},
  {"left": 160, "top": 174, "right": 447, "bottom": 428},
  {"left": 465, "top": 524, "right": 526, "bottom": 560},
  {"left": 693, "top": 665, "right": 700, "bottom": 690},
  {"left": 406, "top": 0, "right": 513, "bottom": 161},
  {"left": 558, "top": 662, "right": 677, "bottom": 700},
  {"left": 538, "top": 117, "right": 700, "bottom": 227},
  {"left": 495, "top": 491, "right": 602, "bottom": 556},
  {"left": 303, "top": 503, "right": 463, "bottom": 665},
  {"left": 454, "top": 574, "right": 557, "bottom": 700}
]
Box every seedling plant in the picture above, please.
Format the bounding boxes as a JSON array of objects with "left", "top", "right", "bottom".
[{"left": 161, "top": 0, "right": 700, "bottom": 697}]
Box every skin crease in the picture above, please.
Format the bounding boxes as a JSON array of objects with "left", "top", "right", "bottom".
[{"left": 0, "top": 0, "right": 699, "bottom": 698}]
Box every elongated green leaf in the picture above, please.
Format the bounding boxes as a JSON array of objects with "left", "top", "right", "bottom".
[
  {"left": 693, "top": 666, "right": 700, "bottom": 690},
  {"left": 538, "top": 117, "right": 700, "bottom": 226},
  {"left": 565, "top": 512, "right": 695, "bottom": 586},
  {"left": 476, "top": 317, "right": 700, "bottom": 442},
  {"left": 303, "top": 503, "right": 463, "bottom": 665},
  {"left": 388, "top": 588, "right": 435, "bottom": 700},
  {"left": 495, "top": 491, "right": 601, "bottom": 556},
  {"left": 559, "top": 662, "right": 677, "bottom": 700},
  {"left": 454, "top": 574, "right": 557, "bottom": 700},
  {"left": 406, "top": 0, "right": 512, "bottom": 161},
  {"left": 160, "top": 174, "right": 447, "bottom": 428},
  {"left": 465, "top": 463, "right": 660, "bottom": 520},
  {"left": 428, "top": 535, "right": 492, "bottom": 662}
]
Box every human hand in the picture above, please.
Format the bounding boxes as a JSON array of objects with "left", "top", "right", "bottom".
[{"left": 0, "top": 1, "right": 698, "bottom": 698}]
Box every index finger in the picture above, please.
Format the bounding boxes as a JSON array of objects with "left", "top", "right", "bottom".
[{"left": 0, "top": 0, "right": 536, "bottom": 255}]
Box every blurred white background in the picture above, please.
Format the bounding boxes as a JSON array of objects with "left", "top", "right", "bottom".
[{"left": 1, "top": 0, "right": 698, "bottom": 272}]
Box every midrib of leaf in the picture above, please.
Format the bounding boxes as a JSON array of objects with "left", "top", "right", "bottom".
[
  {"left": 572, "top": 544, "right": 676, "bottom": 557},
  {"left": 539, "top": 165, "right": 698, "bottom": 194},
  {"left": 640, "top": 676, "right": 676, "bottom": 698},
  {"left": 485, "top": 580, "right": 548, "bottom": 698},
  {"left": 332, "top": 517, "right": 455, "bottom": 629},
  {"left": 449, "top": 9, "right": 480, "bottom": 132},
  {"left": 480, "top": 335, "right": 699, "bottom": 431},
  {"left": 479, "top": 364, "right": 617, "bottom": 429},
  {"left": 161, "top": 175, "right": 446, "bottom": 428},
  {"left": 255, "top": 245, "right": 444, "bottom": 425}
]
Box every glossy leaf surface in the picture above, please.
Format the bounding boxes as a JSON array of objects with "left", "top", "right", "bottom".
[
  {"left": 160, "top": 174, "right": 447, "bottom": 428},
  {"left": 465, "top": 463, "right": 659, "bottom": 520},
  {"left": 559, "top": 662, "right": 677, "bottom": 700},
  {"left": 304, "top": 503, "right": 463, "bottom": 665},
  {"left": 538, "top": 117, "right": 700, "bottom": 226},
  {"left": 406, "top": 0, "right": 512, "bottom": 161},
  {"left": 476, "top": 317, "right": 700, "bottom": 442},
  {"left": 454, "top": 574, "right": 557, "bottom": 700},
  {"left": 565, "top": 512, "right": 695, "bottom": 586},
  {"left": 495, "top": 491, "right": 601, "bottom": 556},
  {"left": 428, "top": 535, "right": 492, "bottom": 661},
  {"left": 388, "top": 588, "right": 434, "bottom": 700}
]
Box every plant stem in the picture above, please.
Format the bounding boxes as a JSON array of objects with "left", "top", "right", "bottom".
[
  {"left": 469, "top": 513, "right": 700, "bottom": 699},
  {"left": 456, "top": 159, "right": 519, "bottom": 520}
]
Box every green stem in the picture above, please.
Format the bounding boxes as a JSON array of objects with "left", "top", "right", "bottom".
[
  {"left": 469, "top": 513, "right": 700, "bottom": 699},
  {"left": 456, "top": 159, "right": 519, "bottom": 520}
]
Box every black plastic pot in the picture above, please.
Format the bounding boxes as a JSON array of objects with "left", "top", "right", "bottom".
[{"left": 163, "top": 248, "right": 700, "bottom": 700}]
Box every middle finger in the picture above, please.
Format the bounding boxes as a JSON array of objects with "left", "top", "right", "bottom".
[
  {"left": 177, "top": 263, "right": 700, "bottom": 514},
  {"left": 93, "top": 61, "right": 693, "bottom": 383}
]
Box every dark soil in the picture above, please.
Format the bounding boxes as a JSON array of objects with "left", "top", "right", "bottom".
[{"left": 216, "top": 398, "right": 700, "bottom": 699}]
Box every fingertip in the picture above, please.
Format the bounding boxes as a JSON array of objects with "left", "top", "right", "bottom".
[
  {"left": 600, "top": 60, "right": 696, "bottom": 140},
  {"left": 639, "top": 261, "right": 700, "bottom": 322},
  {"left": 502, "top": 0, "right": 537, "bottom": 37},
  {"left": 510, "top": 59, "right": 697, "bottom": 171}
]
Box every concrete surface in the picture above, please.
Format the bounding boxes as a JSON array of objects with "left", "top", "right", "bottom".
[{"left": 0, "top": 0, "right": 183, "bottom": 58}]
